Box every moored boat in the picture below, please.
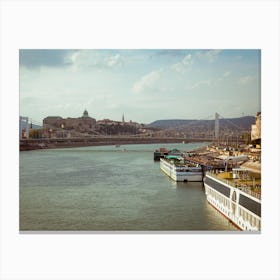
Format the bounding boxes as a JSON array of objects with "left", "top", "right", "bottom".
[
  {"left": 154, "top": 147, "right": 182, "bottom": 161},
  {"left": 204, "top": 168, "right": 261, "bottom": 231},
  {"left": 153, "top": 147, "right": 169, "bottom": 160},
  {"left": 160, "top": 155, "right": 203, "bottom": 182}
]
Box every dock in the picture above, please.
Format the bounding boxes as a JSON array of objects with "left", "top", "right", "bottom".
[{"left": 155, "top": 144, "right": 260, "bottom": 178}]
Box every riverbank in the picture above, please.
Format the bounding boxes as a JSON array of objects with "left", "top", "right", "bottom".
[{"left": 20, "top": 137, "right": 212, "bottom": 151}]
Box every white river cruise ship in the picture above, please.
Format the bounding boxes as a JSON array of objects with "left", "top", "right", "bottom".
[
  {"left": 160, "top": 155, "right": 203, "bottom": 182},
  {"left": 204, "top": 168, "right": 261, "bottom": 231}
]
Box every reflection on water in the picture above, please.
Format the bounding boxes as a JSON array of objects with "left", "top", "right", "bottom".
[{"left": 20, "top": 143, "right": 237, "bottom": 231}]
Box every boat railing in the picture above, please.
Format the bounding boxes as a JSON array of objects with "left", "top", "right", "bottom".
[
  {"left": 237, "top": 186, "right": 261, "bottom": 200},
  {"left": 206, "top": 172, "right": 261, "bottom": 200}
]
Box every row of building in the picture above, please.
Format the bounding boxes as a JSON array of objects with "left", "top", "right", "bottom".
[
  {"left": 20, "top": 110, "right": 151, "bottom": 139},
  {"left": 20, "top": 111, "right": 261, "bottom": 143}
]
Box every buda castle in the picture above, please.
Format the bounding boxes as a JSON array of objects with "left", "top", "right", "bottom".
[
  {"left": 43, "top": 110, "right": 97, "bottom": 136},
  {"left": 42, "top": 110, "right": 149, "bottom": 138}
]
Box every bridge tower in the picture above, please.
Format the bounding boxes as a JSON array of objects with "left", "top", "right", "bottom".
[
  {"left": 19, "top": 116, "right": 29, "bottom": 139},
  {"left": 214, "top": 112, "right": 219, "bottom": 142}
]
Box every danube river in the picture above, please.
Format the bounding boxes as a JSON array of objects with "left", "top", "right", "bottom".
[{"left": 20, "top": 143, "right": 237, "bottom": 231}]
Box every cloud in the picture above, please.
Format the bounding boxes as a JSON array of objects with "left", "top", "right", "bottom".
[
  {"left": 69, "top": 50, "right": 102, "bottom": 69},
  {"left": 19, "top": 49, "right": 260, "bottom": 124},
  {"left": 237, "top": 75, "right": 255, "bottom": 85},
  {"left": 223, "top": 71, "right": 231, "bottom": 77},
  {"left": 170, "top": 63, "right": 184, "bottom": 73},
  {"left": 182, "top": 54, "right": 193, "bottom": 66},
  {"left": 196, "top": 49, "right": 222, "bottom": 63},
  {"left": 190, "top": 79, "right": 212, "bottom": 89},
  {"left": 160, "top": 86, "right": 175, "bottom": 92},
  {"left": 235, "top": 55, "right": 243, "bottom": 61},
  {"left": 69, "top": 50, "right": 123, "bottom": 71},
  {"left": 104, "top": 54, "right": 123, "bottom": 67},
  {"left": 132, "top": 70, "right": 161, "bottom": 93},
  {"left": 19, "top": 49, "right": 75, "bottom": 69},
  {"left": 153, "top": 49, "right": 187, "bottom": 57},
  {"left": 19, "top": 49, "right": 124, "bottom": 72},
  {"left": 170, "top": 54, "right": 193, "bottom": 74}
]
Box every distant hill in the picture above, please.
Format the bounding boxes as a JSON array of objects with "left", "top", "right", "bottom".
[
  {"left": 149, "top": 119, "right": 197, "bottom": 129},
  {"left": 149, "top": 116, "right": 255, "bottom": 132},
  {"left": 30, "top": 124, "right": 42, "bottom": 129}
]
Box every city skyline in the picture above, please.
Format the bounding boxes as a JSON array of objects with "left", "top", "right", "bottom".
[{"left": 20, "top": 49, "right": 261, "bottom": 124}]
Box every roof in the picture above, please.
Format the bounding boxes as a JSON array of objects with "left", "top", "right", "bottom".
[
  {"left": 165, "top": 155, "right": 183, "bottom": 160},
  {"left": 240, "top": 161, "right": 261, "bottom": 174},
  {"left": 44, "top": 116, "right": 62, "bottom": 120}
]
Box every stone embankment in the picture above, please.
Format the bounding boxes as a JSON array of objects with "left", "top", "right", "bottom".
[{"left": 20, "top": 137, "right": 211, "bottom": 151}]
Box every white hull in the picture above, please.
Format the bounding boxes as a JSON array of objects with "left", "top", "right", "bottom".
[
  {"left": 204, "top": 173, "right": 261, "bottom": 231},
  {"left": 160, "top": 158, "right": 203, "bottom": 182}
]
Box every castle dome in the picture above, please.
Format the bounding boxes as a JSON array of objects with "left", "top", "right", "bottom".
[{"left": 82, "top": 109, "right": 89, "bottom": 118}]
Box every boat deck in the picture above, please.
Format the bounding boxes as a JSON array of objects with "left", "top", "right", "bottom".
[{"left": 208, "top": 170, "right": 261, "bottom": 200}]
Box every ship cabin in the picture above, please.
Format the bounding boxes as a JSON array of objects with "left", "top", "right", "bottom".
[{"left": 211, "top": 167, "right": 261, "bottom": 200}]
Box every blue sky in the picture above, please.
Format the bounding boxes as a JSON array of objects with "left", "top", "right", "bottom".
[{"left": 19, "top": 49, "right": 260, "bottom": 124}]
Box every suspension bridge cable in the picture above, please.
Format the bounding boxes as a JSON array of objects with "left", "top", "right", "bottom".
[{"left": 218, "top": 114, "right": 246, "bottom": 130}]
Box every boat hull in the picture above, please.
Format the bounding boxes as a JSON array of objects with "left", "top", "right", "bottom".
[
  {"left": 160, "top": 158, "right": 203, "bottom": 182},
  {"left": 204, "top": 173, "right": 261, "bottom": 231}
]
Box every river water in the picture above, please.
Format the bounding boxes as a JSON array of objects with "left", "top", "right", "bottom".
[{"left": 20, "top": 143, "right": 237, "bottom": 231}]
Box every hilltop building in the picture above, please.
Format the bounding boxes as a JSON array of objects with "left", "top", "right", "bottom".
[
  {"left": 41, "top": 110, "right": 148, "bottom": 138},
  {"left": 82, "top": 109, "right": 89, "bottom": 118},
  {"left": 43, "top": 110, "right": 97, "bottom": 137}
]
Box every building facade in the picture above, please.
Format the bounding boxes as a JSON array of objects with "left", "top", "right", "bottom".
[
  {"left": 43, "top": 110, "right": 97, "bottom": 137},
  {"left": 251, "top": 112, "right": 261, "bottom": 142}
]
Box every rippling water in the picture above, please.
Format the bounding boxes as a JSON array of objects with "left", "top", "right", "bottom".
[{"left": 20, "top": 143, "right": 237, "bottom": 231}]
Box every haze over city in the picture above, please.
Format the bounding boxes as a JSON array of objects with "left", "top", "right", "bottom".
[{"left": 20, "top": 49, "right": 261, "bottom": 124}]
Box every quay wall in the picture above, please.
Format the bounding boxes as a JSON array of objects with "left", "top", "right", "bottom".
[{"left": 20, "top": 137, "right": 212, "bottom": 151}]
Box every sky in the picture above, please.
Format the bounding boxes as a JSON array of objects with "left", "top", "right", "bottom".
[{"left": 19, "top": 49, "right": 261, "bottom": 125}]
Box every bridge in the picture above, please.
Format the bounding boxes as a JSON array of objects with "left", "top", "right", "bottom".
[{"left": 20, "top": 112, "right": 249, "bottom": 150}]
